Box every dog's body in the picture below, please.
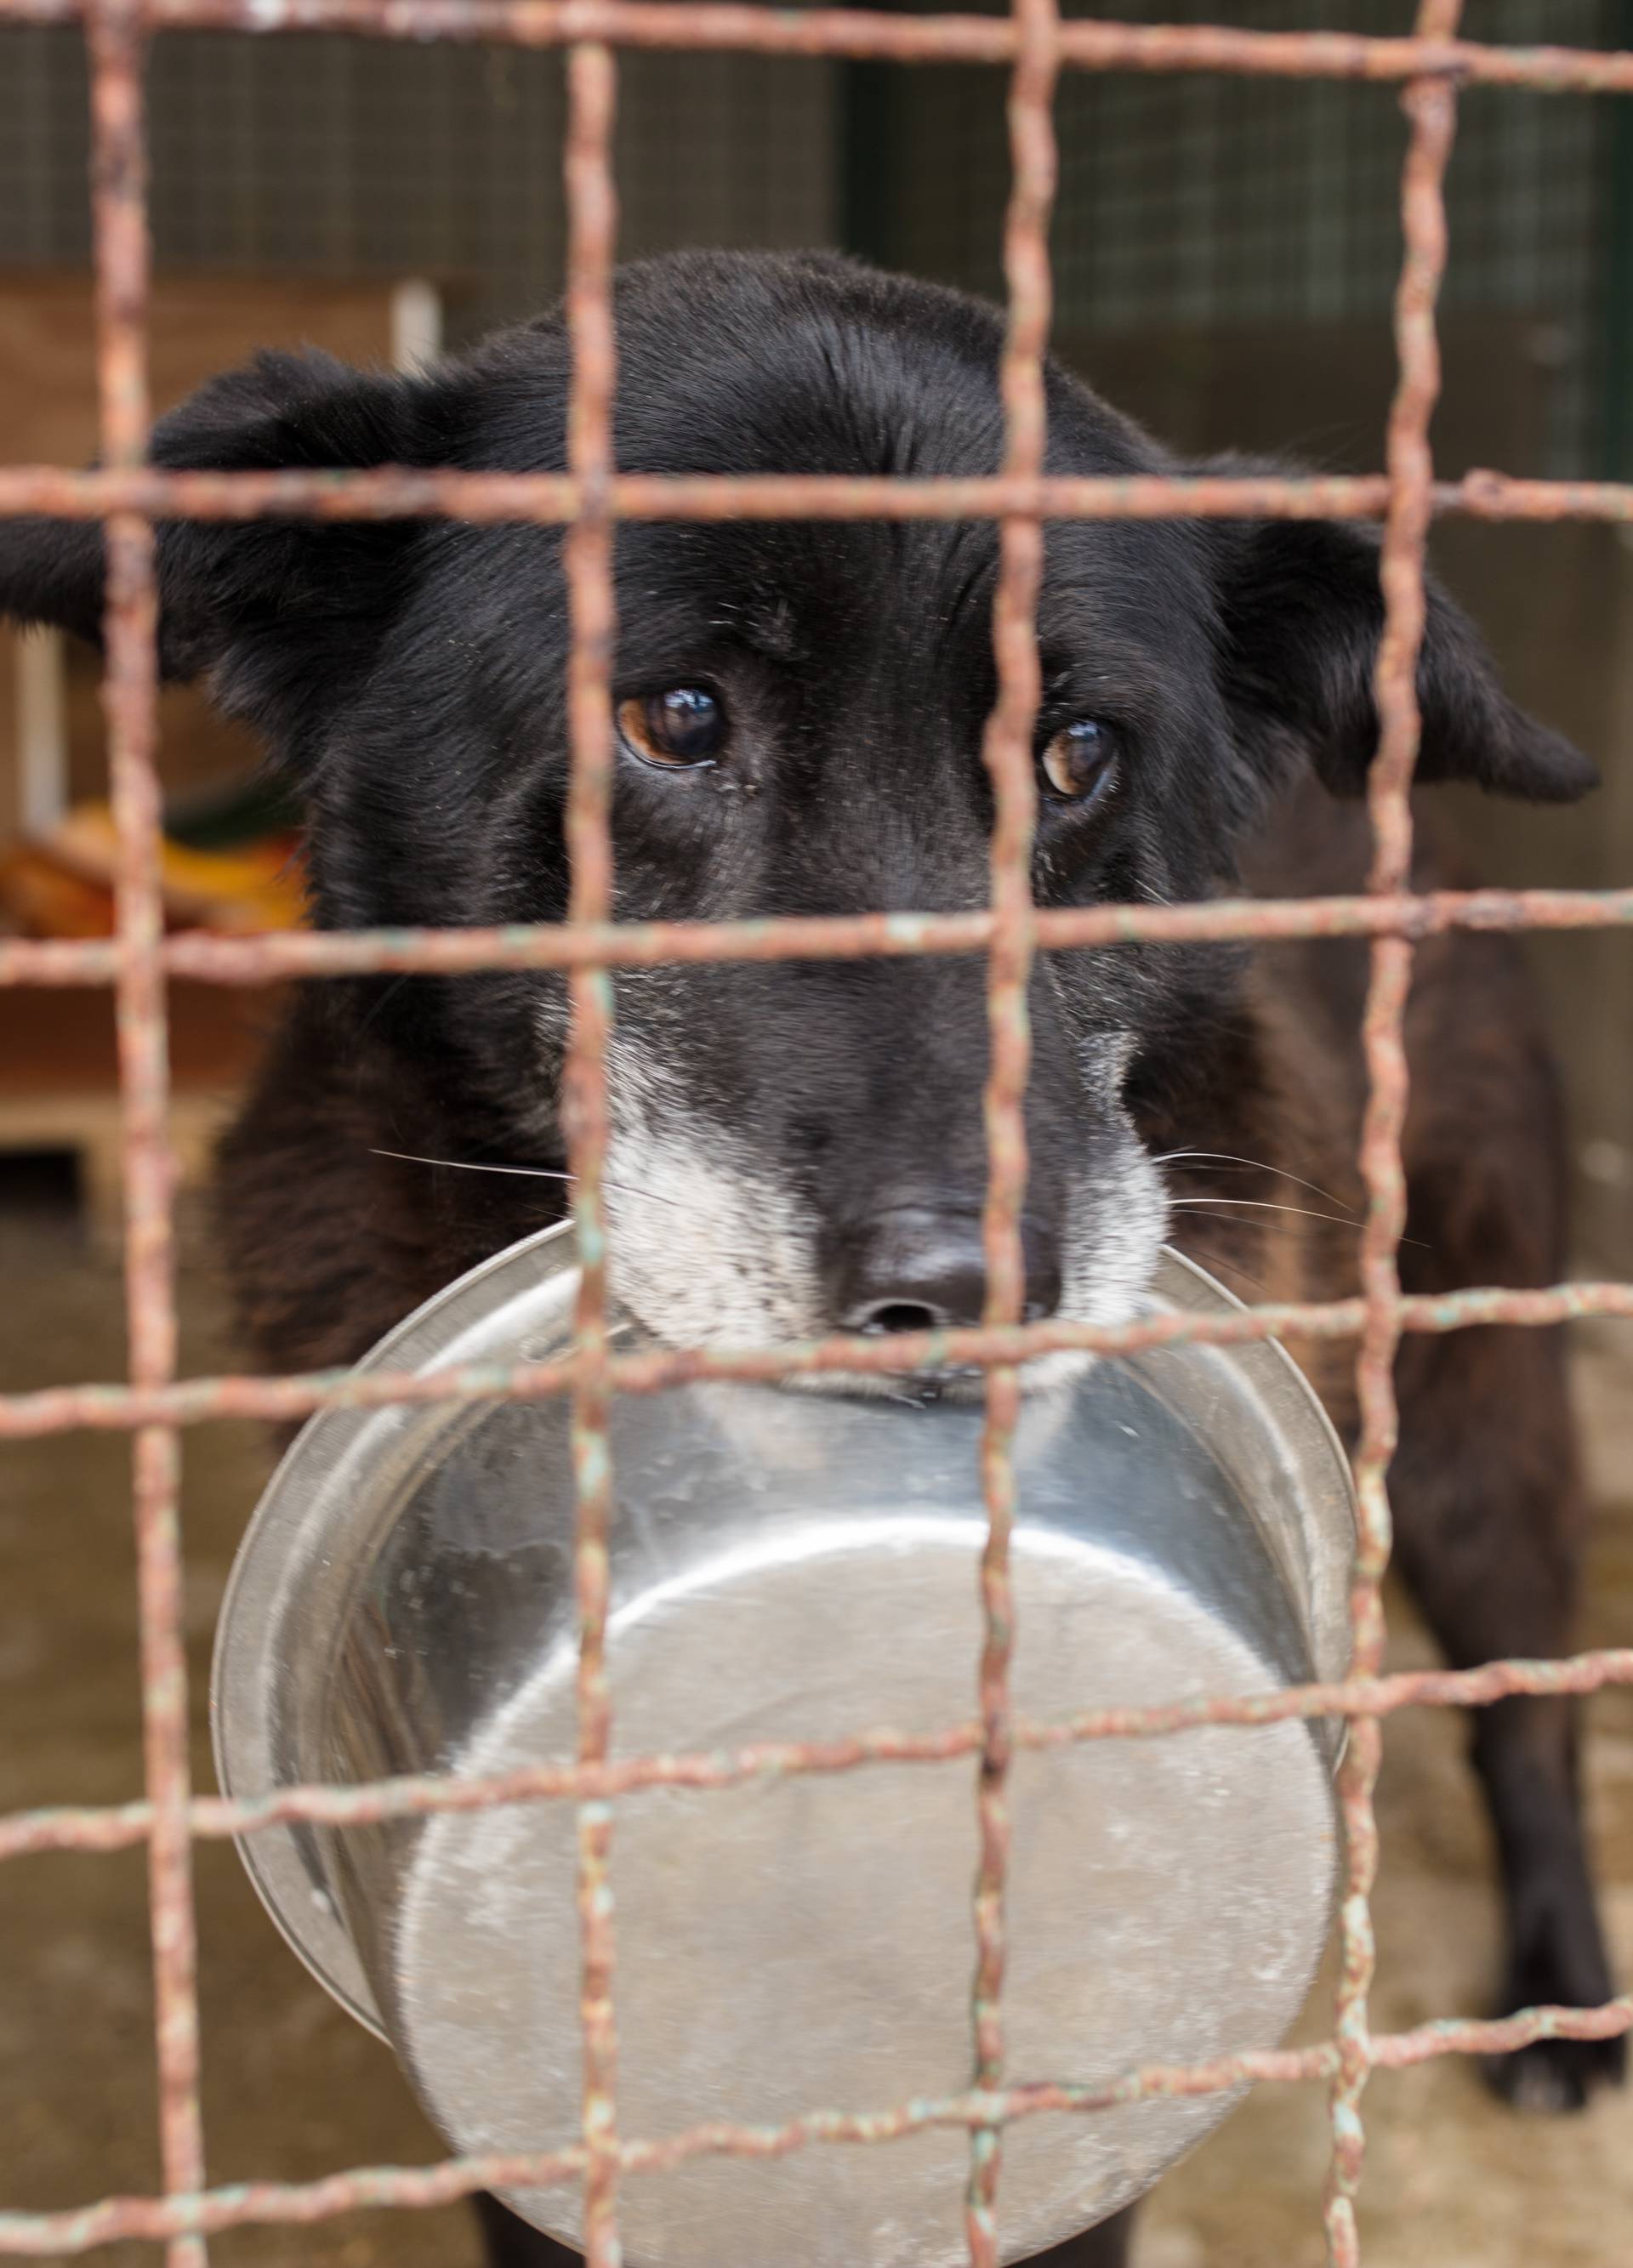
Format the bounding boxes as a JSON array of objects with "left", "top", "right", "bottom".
[{"left": 3, "top": 249, "right": 1619, "bottom": 2265}]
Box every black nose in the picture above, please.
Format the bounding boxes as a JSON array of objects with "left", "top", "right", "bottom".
[{"left": 833, "top": 1208, "right": 1063, "bottom": 1334}]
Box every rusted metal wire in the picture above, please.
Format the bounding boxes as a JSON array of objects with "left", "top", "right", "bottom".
[
  {"left": 4, "top": 1990, "right": 1633, "bottom": 2259},
  {"left": 1323, "top": 12, "right": 1462, "bottom": 2263},
  {"left": 560, "top": 33, "right": 624, "bottom": 2268},
  {"left": 9, "top": 884, "right": 1633, "bottom": 994},
  {"left": 83, "top": 6, "right": 208, "bottom": 2265},
  {"left": 0, "top": 466, "right": 1421, "bottom": 521},
  {"left": 3, "top": 2, "right": 1632, "bottom": 2265},
  {"left": 7, "top": 0, "right": 1633, "bottom": 95},
  {"left": 16, "top": 463, "right": 1633, "bottom": 526},
  {"left": 7, "top": 1648, "right": 1633, "bottom": 1867},
  {"left": 964, "top": 3, "right": 1056, "bottom": 2254},
  {"left": 6, "top": 1276, "right": 1633, "bottom": 1443}
]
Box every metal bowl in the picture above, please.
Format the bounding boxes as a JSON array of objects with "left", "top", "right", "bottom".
[{"left": 213, "top": 1226, "right": 1353, "bottom": 2267}]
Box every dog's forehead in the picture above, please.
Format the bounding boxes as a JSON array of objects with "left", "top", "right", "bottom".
[
  {"left": 465, "top": 270, "right": 1220, "bottom": 704},
  {"left": 612, "top": 509, "right": 1215, "bottom": 702},
  {"left": 603, "top": 307, "right": 1210, "bottom": 674},
  {"left": 606, "top": 260, "right": 1142, "bottom": 483}
]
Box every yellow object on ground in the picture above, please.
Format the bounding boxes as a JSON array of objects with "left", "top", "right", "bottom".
[{"left": 2, "top": 800, "right": 306, "bottom": 937}]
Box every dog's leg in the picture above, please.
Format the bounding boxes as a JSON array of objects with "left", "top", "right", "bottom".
[
  {"left": 1019, "top": 2203, "right": 1138, "bottom": 2267},
  {"left": 470, "top": 2196, "right": 1141, "bottom": 2265},
  {"left": 1390, "top": 1321, "right": 1623, "bottom": 2111},
  {"left": 471, "top": 2194, "right": 583, "bottom": 2265}
]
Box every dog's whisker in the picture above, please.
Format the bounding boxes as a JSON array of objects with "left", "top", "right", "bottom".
[
  {"left": 368, "top": 1147, "right": 690, "bottom": 1211},
  {"left": 1168, "top": 1196, "right": 1363, "bottom": 1229},
  {"left": 1155, "top": 1149, "right": 1351, "bottom": 1211},
  {"left": 1169, "top": 1196, "right": 1431, "bottom": 1251},
  {"left": 1168, "top": 1207, "right": 1315, "bottom": 1245}
]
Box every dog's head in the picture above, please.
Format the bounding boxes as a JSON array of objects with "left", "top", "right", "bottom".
[{"left": 2, "top": 251, "right": 1595, "bottom": 1366}]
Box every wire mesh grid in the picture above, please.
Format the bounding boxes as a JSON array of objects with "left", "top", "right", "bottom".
[
  {"left": 0, "top": 22, "right": 845, "bottom": 344},
  {"left": 4, "top": 3, "right": 1633, "bottom": 2265}
]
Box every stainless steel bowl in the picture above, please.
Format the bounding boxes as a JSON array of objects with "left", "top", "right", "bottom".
[{"left": 213, "top": 1227, "right": 1353, "bottom": 2267}]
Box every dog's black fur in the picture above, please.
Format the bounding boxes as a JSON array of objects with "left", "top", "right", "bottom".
[{"left": 3, "top": 250, "right": 1619, "bottom": 2266}]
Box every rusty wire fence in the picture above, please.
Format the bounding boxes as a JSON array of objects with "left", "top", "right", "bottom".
[{"left": 3, "top": 3, "right": 1633, "bottom": 2265}]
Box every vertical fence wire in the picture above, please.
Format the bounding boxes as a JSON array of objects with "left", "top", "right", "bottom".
[
  {"left": 965, "top": 0, "right": 1060, "bottom": 2260},
  {"left": 1324, "top": 3, "right": 1465, "bottom": 2263},
  {"left": 560, "top": 35, "right": 624, "bottom": 2268},
  {"left": 83, "top": 5, "right": 209, "bottom": 2264}
]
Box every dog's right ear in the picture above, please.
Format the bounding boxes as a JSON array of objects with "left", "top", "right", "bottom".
[
  {"left": 1197, "top": 462, "right": 1597, "bottom": 808},
  {"left": 0, "top": 350, "right": 456, "bottom": 767}
]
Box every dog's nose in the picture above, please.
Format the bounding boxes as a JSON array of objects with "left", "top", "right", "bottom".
[{"left": 834, "top": 1209, "right": 1062, "bottom": 1335}]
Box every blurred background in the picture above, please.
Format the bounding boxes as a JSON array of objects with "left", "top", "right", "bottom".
[{"left": 3, "top": 4, "right": 1632, "bottom": 2265}]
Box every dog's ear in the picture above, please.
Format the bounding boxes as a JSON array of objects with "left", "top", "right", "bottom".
[
  {"left": 0, "top": 350, "right": 452, "bottom": 766},
  {"left": 1203, "top": 498, "right": 1596, "bottom": 804}
]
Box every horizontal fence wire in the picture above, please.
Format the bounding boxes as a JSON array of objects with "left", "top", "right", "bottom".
[
  {"left": 5, "top": 1649, "right": 1633, "bottom": 1866},
  {"left": 5, "top": 1993, "right": 1633, "bottom": 2259},
  {"left": 9, "top": 467, "right": 1633, "bottom": 523},
  {"left": 6, "top": 889, "right": 1633, "bottom": 989},
  {"left": 6, "top": 1282, "right": 1633, "bottom": 1440},
  {"left": 2, "top": 0, "right": 1632, "bottom": 2265},
  {"left": 6, "top": 0, "right": 1633, "bottom": 93}
]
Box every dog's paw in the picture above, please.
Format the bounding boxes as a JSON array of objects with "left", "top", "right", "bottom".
[
  {"left": 1479, "top": 1870, "right": 1627, "bottom": 2115},
  {"left": 1483, "top": 2030, "right": 1626, "bottom": 2114}
]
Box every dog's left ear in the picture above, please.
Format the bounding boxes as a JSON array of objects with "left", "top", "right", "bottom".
[{"left": 1204, "top": 507, "right": 1597, "bottom": 804}]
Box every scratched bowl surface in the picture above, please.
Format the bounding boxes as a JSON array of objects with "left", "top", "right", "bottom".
[{"left": 213, "top": 1225, "right": 1353, "bottom": 2268}]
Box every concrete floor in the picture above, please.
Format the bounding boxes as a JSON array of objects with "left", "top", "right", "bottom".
[{"left": 3, "top": 1187, "right": 1630, "bottom": 2268}]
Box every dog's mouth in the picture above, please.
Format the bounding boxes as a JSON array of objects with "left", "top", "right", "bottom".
[
  {"left": 789, "top": 1360, "right": 988, "bottom": 1407},
  {"left": 784, "top": 1342, "right": 1104, "bottom": 1407}
]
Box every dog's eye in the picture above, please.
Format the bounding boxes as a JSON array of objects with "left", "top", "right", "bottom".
[
  {"left": 617, "top": 687, "right": 726, "bottom": 768},
  {"left": 1041, "top": 719, "right": 1118, "bottom": 804}
]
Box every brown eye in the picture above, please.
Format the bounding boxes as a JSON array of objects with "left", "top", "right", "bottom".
[
  {"left": 617, "top": 686, "right": 726, "bottom": 768},
  {"left": 1041, "top": 718, "right": 1118, "bottom": 804}
]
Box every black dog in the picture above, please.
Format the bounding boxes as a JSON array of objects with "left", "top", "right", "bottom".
[{"left": 3, "top": 250, "right": 1619, "bottom": 2268}]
